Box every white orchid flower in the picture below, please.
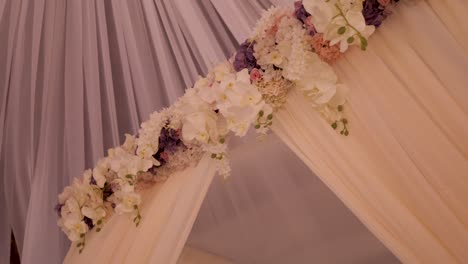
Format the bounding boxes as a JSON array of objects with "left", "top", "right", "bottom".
[
  {"left": 303, "top": 0, "right": 336, "bottom": 32},
  {"left": 92, "top": 159, "right": 109, "bottom": 188},
  {"left": 213, "top": 61, "right": 235, "bottom": 82},
  {"left": 61, "top": 217, "right": 89, "bottom": 242},
  {"left": 114, "top": 191, "right": 141, "bottom": 215},
  {"left": 81, "top": 206, "right": 106, "bottom": 225},
  {"left": 296, "top": 53, "right": 339, "bottom": 107}
]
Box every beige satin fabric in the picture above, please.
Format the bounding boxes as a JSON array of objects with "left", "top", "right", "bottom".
[
  {"left": 425, "top": 0, "right": 468, "bottom": 53},
  {"left": 64, "top": 154, "right": 217, "bottom": 264},
  {"left": 273, "top": 1, "right": 468, "bottom": 263},
  {"left": 177, "top": 247, "right": 233, "bottom": 264}
]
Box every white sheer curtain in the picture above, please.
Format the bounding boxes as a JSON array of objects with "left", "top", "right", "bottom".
[
  {"left": 0, "top": 0, "right": 238, "bottom": 262},
  {"left": 1, "top": 0, "right": 399, "bottom": 263}
]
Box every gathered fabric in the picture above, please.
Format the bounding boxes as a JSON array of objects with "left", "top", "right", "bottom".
[{"left": 273, "top": 1, "right": 468, "bottom": 263}]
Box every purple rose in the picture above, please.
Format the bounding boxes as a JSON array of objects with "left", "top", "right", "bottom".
[
  {"left": 233, "top": 40, "right": 259, "bottom": 72},
  {"left": 362, "top": 0, "right": 391, "bottom": 27},
  {"left": 294, "top": 1, "right": 311, "bottom": 25}
]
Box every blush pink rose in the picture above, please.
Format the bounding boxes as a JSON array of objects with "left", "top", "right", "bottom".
[
  {"left": 250, "top": 68, "right": 262, "bottom": 81},
  {"left": 305, "top": 16, "right": 314, "bottom": 28},
  {"left": 160, "top": 151, "right": 169, "bottom": 161}
]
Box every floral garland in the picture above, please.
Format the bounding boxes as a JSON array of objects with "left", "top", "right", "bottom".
[{"left": 56, "top": 0, "right": 399, "bottom": 252}]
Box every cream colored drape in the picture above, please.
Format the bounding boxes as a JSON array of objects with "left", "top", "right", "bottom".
[
  {"left": 273, "top": 1, "right": 468, "bottom": 263},
  {"left": 64, "top": 154, "right": 218, "bottom": 263}
]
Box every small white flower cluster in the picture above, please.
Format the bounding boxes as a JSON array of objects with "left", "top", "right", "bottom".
[
  {"left": 251, "top": 6, "right": 291, "bottom": 41},
  {"left": 275, "top": 16, "right": 312, "bottom": 80},
  {"left": 251, "top": 6, "right": 348, "bottom": 121},
  {"left": 58, "top": 135, "right": 157, "bottom": 251},
  {"left": 302, "top": 0, "right": 375, "bottom": 52},
  {"left": 254, "top": 12, "right": 313, "bottom": 81},
  {"left": 177, "top": 61, "right": 274, "bottom": 176}
]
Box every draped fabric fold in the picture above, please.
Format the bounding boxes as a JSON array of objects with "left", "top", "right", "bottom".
[
  {"left": 2, "top": 0, "right": 467, "bottom": 263},
  {"left": 64, "top": 154, "right": 218, "bottom": 264},
  {"left": 273, "top": 1, "right": 468, "bottom": 263}
]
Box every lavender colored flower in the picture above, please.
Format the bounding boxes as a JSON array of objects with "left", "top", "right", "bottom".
[
  {"left": 362, "top": 0, "right": 391, "bottom": 27},
  {"left": 294, "top": 1, "right": 311, "bottom": 25},
  {"left": 158, "top": 127, "right": 181, "bottom": 154},
  {"left": 153, "top": 126, "right": 185, "bottom": 166},
  {"left": 233, "top": 40, "right": 259, "bottom": 72}
]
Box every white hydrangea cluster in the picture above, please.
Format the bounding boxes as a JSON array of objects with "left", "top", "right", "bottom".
[
  {"left": 274, "top": 16, "right": 312, "bottom": 80},
  {"left": 251, "top": 6, "right": 347, "bottom": 117},
  {"left": 251, "top": 6, "right": 292, "bottom": 41}
]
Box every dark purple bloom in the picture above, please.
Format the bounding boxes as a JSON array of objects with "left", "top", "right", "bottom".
[
  {"left": 158, "top": 127, "right": 181, "bottom": 154},
  {"left": 102, "top": 182, "right": 114, "bottom": 201},
  {"left": 153, "top": 126, "right": 185, "bottom": 166},
  {"left": 294, "top": 1, "right": 311, "bottom": 25},
  {"left": 83, "top": 217, "right": 94, "bottom": 230},
  {"left": 362, "top": 0, "right": 391, "bottom": 27},
  {"left": 54, "top": 203, "right": 63, "bottom": 217},
  {"left": 233, "top": 40, "right": 259, "bottom": 72}
]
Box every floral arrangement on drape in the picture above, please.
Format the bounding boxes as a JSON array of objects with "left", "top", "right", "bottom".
[{"left": 55, "top": 0, "right": 400, "bottom": 252}]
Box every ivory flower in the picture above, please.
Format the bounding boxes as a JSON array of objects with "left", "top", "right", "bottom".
[
  {"left": 81, "top": 206, "right": 106, "bottom": 225},
  {"left": 182, "top": 110, "right": 220, "bottom": 143},
  {"left": 60, "top": 217, "right": 89, "bottom": 242},
  {"left": 92, "top": 159, "right": 109, "bottom": 188},
  {"left": 114, "top": 191, "right": 141, "bottom": 214},
  {"left": 295, "top": 52, "right": 339, "bottom": 106},
  {"left": 213, "top": 61, "right": 235, "bottom": 82}
]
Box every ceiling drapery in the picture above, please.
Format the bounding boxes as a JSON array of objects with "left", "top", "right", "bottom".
[{"left": 0, "top": 0, "right": 407, "bottom": 263}]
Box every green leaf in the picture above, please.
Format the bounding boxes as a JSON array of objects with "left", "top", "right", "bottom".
[
  {"left": 80, "top": 233, "right": 85, "bottom": 238},
  {"left": 331, "top": 122, "right": 338, "bottom": 129},
  {"left": 258, "top": 110, "right": 264, "bottom": 117},
  {"left": 219, "top": 138, "right": 225, "bottom": 144},
  {"left": 337, "top": 105, "right": 343, "bottom": 112},
  {"left": 97, "top": 219, "right": 102, "bottom": 225},
  {"left": 254, "top": 124, "right": 261, "bottom": 129},
  {"left": 347, "top": 36, "right": 354, "bottom": 44},
  {"left": 96, "top": 228, "right": 101, "bottom": 232},
  {"left": 77, "top": 243, "right": 82, "bottom": 247},
  {"left": 360, "top": 36, "right": 368, "bottom": 50},
  {"left": 211, "top": 153, "right": 216, "bottom": 158},
  {"left": 267, "top": 114, "right": 273, "bottom": 120},
  {"left": 337, "top": 26, "right": 346, "bottom": 35},
  {"left": 125, "top": 175, "right": 133, "bottom": 179}
]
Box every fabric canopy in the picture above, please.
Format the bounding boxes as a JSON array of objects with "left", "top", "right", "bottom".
[
  {"left": 0, "top": 0, "right": 394, "bottom": 263},
  {"left": 2, "top": 0, "right": 467, "bottom": 263}
]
